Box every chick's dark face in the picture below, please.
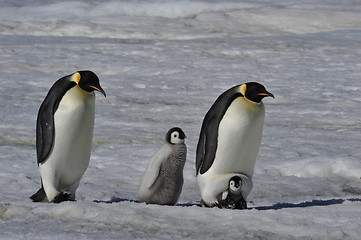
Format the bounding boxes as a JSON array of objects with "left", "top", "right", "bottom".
[{"left": 167, "top": 127, "right": 186, "bottom": 144}]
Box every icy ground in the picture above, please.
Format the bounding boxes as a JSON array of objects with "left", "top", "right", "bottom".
[{"left": 0, "top": 0, "right": 361, "bottom": 239}]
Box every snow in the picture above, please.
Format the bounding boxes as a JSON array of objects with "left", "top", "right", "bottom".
[{"left": 0, "top": 0, "right": 361, "bottom": 239}]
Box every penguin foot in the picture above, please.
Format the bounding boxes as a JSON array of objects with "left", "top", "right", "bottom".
[
  {"left": 52, "top": 192, "right": 73, "bottom": 203},
  {"left": 234, "top": 200, "right": 247, "bottom": 210},
  {"left": 30, "top": 187, "right": 47, "bottom": 202},
  {"left": 200, "top": 199, "right": 211, "bottom": 208},
  {"left": 211, "top": 199, "right": 248, "bottom": 210},
  {"left": 200, "top": 199, "right": 222, "bottom": 208},
  {"left": 221, "top": 199, "right": 247, "bottom": 210}
]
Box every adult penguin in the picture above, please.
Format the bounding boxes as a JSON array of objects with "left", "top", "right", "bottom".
[
  {"left": 30, "top": 70, "right": 106, "bottom": 203},
  {"left": 196, "top": 82, "right": 273, "bottom": 209},
  {"left": 138, "top": 127, "right": 187, "bottom": 205}
]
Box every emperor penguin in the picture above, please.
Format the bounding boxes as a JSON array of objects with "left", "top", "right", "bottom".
[
  {"left": 137, "top": 127, "right": 187, "bottom": 206},
  {"left": 196, "top": 82, "right": 273, "bottom": 209},
  {"left": 30, "top": 70, "right": 106, "bottom": 203}
]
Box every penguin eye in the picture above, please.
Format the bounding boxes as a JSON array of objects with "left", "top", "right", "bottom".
[{"left": 170, "top": 130, "right": 184, "bottom": 144}]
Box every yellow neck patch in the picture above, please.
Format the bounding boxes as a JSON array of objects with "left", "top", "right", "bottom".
[
  {"left": 238, "top": 83, "right": 261, "bottom": 105},
  {"left": 238, "top": 84, "right": 247, "bottom": 96},
  {"left": 71, "top": 72, "right": 81, "bottom": 84}
]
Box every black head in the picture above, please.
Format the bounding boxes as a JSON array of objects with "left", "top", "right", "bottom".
[
  {"left": 240, "top": 82, "right": 274, "bottom": 103},
  {"left": 166, "top": 127, "right": 186, "bottom": 145},
  {"left": 76, "top": 70, "right": 106, "bottom": 97},
  {"left": 229, "top": 176, "right": 242, "bottom": 193}
]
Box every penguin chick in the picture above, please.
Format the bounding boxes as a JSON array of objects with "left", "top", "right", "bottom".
[
  {"left": 196, "top": 82, "right": 273, "bottom": 208},
  {"left": 218, "top": 176, "right": 248, "bottom": 209},
  {"left": 199, "top": 173, "right": 252, "bottom": 209},
  {"left": 30, "top": 70, "right": 106, "bottom": 203},
  {"left": 138, "top": 127, "right": 187, "bottom": 205}
]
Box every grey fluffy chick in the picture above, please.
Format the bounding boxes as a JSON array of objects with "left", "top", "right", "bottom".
[{"left": 137, "top": 127, "right": 187, "bottom": 205}]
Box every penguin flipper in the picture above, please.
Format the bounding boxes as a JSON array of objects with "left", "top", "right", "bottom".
[
  {"left": 195, "top": 111, "right": 223, "bottom": 175},
  {"left": 141, "top": 144, "right": 172, "bottom": 189},
  {"left": 195, "top": 130, "right": 206, "bottom": 174},
  {"left": 30, "top": 186, "right": 47, "bottom": 202},
  {"left": 36, "top": 105, "right": 55, "bottom": 164},
  {"left": 36, "top": 77, "right": 77, "bottom": 164}
]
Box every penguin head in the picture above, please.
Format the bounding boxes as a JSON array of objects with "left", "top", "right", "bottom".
[
  {"left": 71, "top": 70, "right": 106, "bottom": 97},
  {"left": 166, "top": 127, "right": 186, "bottom": 145},
  {"left": 228, "top": 176, "right": 242, "bottom": 195},
  {"left": 239, "top": 82, "right": 274, "bottom": 103}
]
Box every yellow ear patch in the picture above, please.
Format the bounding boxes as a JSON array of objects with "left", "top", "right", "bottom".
[
  {"left": 238, "top": 84, "right": 247, "bottom": 96},
  {"left": 71, "top": 72, "right": 81, "bottom": 84}
]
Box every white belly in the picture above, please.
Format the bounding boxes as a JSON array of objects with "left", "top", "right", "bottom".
[
  {"left": 39, "top": 86, "right": 95, "bottom": 190},
  {"left": 211, "top": 98, "right": 265, "bottom": 178}
]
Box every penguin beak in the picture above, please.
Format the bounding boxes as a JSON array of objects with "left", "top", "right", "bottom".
[
  {"left": 258, "top": 92, "right": 274, "bottom": 99},
  {"left": 90, "top": 85, "right": 106, "bottom": 97}
]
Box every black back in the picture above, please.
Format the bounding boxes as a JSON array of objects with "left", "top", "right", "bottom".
[
  {"left": 36, "top": 75, "right": 76, "bottom": 164},
  {"left": 196, "top": 85, "right": 243, "bottom": 175}
]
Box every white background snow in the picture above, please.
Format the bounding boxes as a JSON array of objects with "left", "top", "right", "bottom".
[{"left": 0, "top": 0, "right": 361, "bottom": 239}]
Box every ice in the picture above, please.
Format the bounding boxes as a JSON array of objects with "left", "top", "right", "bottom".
[
  {"left": 0, "top": 0, "right": 361, "bottom": 39},
  {"left": 1, "top": 0, "right": 361, "bottom": 239}
]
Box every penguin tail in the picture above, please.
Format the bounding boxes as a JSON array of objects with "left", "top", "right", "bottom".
[{"left": 30, "top": 186, "right": 47, "bottom": 202}]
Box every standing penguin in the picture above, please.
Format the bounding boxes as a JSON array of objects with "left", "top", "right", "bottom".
[
  {"left": 196, "top": 82, "right": 273, "bottom": 209},
  {"left": 30, "top": 71, "right": 106, "bottom": 203},
  {"left": 138, "top": 127, "right": 187, "bottom": 205}
]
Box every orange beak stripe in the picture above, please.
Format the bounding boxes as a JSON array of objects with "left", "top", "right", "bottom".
[{"left": 90, "top": 85, "right": 106, "bottom": 97}]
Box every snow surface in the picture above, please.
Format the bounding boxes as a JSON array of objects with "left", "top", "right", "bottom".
[{"left": 0, "top": 0, "right": 361, "bottom": 239}]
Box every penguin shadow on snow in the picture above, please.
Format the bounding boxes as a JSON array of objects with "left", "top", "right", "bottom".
[
  {"left": 93, "top": 196, "right": 140, "bottom": 204},
  {"left": 250, "top": 198, "right": 361, "bottom": 211},
  {"left": 92, "top": 197, "right": 361, "bottom": 210},
  {"left": 92, "top": 196, "right": 201, "bottom": 207}
]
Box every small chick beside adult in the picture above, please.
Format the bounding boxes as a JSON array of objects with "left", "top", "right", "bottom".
[{"left": 138, "top": 127, "right": 187, "bottom": 205}]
